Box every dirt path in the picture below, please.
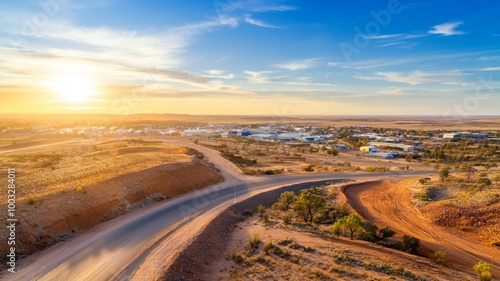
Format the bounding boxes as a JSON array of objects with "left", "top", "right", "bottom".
[{"left": 343, "top": 180, "right": 500, "bottom": 275}]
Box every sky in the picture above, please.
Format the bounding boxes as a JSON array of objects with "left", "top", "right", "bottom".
[{"left": 0, "top": 0, "right": 499, "bottom": 116}]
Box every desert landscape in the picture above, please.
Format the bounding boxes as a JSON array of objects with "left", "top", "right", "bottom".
[{"left": 1, "top": 115, "right": 499, "bottom": 280}]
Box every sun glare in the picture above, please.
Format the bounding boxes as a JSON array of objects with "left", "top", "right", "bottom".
[{"left": 47, "top": 76, "right": 95, "bottom": 102}]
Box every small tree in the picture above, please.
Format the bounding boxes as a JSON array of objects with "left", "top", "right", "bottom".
[
  {"left": 193, "top": 138, "right": 199, "bottom": 144},
  {"left": 293, "top": 190, "right": 325, "bottom": 223},
  {"left": 335, "top": 214, "right": 364, "bottom": 240},
  {"left": 473, "top": 261, "right": 492, "bottom": 281},
  {"left": 402, "top": 235, "right": 420, "bottom": 254},
  {"left": 439, "top": 167, "right": 450, "bottom": 182}
]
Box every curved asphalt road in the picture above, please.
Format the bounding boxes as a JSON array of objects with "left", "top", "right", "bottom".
[{"left": 6, "top": 139, "right": 434, "bottom": 281}]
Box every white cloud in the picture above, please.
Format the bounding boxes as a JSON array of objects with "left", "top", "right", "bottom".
[
  {"left": 274, "top": 58, "right": 320, "bottom": 71},
  {"left": 479, "top": 67, "right": 500, "bottom": 71},
  {"left": 204, "top": 69, "right": 235, "bottom": 79},
  {"left": 355, "top": 70, "right": 466, "bottom": 85},
  {"left": 216, "top": 0, "right": 297, "bottom": 14},
  {"left": 376, "top": 87, "right": 407, "bottom": 96},
  {"left": 364, "top": 34, "right": 405, "bottom": 40},
  {"left": 327, "top": 62, "right": 339, "bottom": 66},
  {"left": 375, "top": 41, "right": 407, "bottom": 48},
  {"left": 244, "top": 15, "right": 282, "bottom": 28},
  {"left": 429, "top": 22, "right": 465, "bottom": 36}
]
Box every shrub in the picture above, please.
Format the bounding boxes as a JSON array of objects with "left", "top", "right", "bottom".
[
  {"left": 281, "top": 213, "right": 292, "bottom": 225},
  {"left": 418, "top": 177, "right": 431, "bottom": 185},
  {"left": 478, "top": 177, "right": 492, "bottom": 186},
  {"left": 231, "top": 253, "right": 244, "bottom": 264},
  {"left": 263, "top": 241, "right": 274, "bottom": 254},
  {"left": 303, "top": 164, "right": 315, "bottom": 172},
  {"left": 473, "top": 261, "right": 492, "bottom": 281},
  {"left": 359, "top": 232, "right": 376, "bottom": 242},
  {"left": 379, "top": 227, "right": 396, "bottom": 239},
  {"left": 430, "top": 251, "right": 447, "bottom": 265},
  {"left": 246, "top": 233, "right": 261, "bottom": 254},
  {"left": 278, "top": 238, "right": 294, "bottom": 246},
  {"left": 257, "top": 205, "right": 266, "bottom": 217},
  {"left": 402, "top": 235, "right": 420, "bottom": 254},
  {"left": 25, "top": 197, "right": 36, "bottom": 205}
]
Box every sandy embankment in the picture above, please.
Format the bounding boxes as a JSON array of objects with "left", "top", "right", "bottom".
[{"left": 0, "top": 158, "right": 222, "bottom": 261}]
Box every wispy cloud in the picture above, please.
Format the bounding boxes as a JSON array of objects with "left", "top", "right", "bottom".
[
  {"left": 244, "top": 70, "right": 334, "bottom": 86},
  {"left": 375, "top": 41, "right": 407, "bottom": 48},
  {"left": 479, "top": 67, "right": 500, "bottom": 71},
  {"left": 274, "top": 58, "right": 320, "bottom": 71},
  {"left": 215, "top": 0, "right": 293, "bottom": 29},
  {"left": 376, "top": 87, "right": 408, "bottom": 96},
  {"left": 203, "top": 69, "right": 235, "bottom": 79},
  {"left": 215, "top": 0, "right": 297, "bottom": 14},
  {"left": 355, "top": 70, "right": 466, "bottom": 85},
  {"left": 429, "top": 22, "right": 465, "bottom": 36},
  {"left": 244, "top": 15, "right": 282, "bottom": 28}
]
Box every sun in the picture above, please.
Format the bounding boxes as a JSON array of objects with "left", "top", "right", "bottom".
[{"left": 47, "top": 75, "right": 95, "bottom": 102}]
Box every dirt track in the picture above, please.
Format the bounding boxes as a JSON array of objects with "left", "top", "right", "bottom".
[{"left": 343, "top": 180, "right": 500, "bottom": 276}]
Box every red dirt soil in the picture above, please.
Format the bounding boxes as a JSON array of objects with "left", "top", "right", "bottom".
[{"left": 342, "top": 180, "right": 500, "bottom": 276}]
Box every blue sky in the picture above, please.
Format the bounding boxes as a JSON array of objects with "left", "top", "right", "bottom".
[{"left": 0, "top": 0, "right": 499, "bottom": 115}]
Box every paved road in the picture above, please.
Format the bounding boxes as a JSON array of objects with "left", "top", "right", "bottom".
[{"left": 6, "top": 140, "right": 433, "bottom": 281}]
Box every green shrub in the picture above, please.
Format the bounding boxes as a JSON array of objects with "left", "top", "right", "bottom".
[
  {"left": 25, "top": 197, "right": 36, "bottom": 205},
  {"left": 402, "top": 235, "right": 420, "bottom": 254},
  {"left": 473, "top": 261, "right": 492, "bottom": 281},
  {"left": 257, "top": 205, "right": 266, "bottom": 217},
  {"left": 430, "top": 251, "right": 447, "bottom": 265},
  {"left": 246, "top": 233, "right": 261, "bottom": 254},
  {"left": 359, "top": 232, "right": 376, "bottom": 242},
  {"left": 281, "top": 213, "right": 292, "bottom": 225},
  {"left": 263, "top": 241, "right": 274, "bottom": 254}
]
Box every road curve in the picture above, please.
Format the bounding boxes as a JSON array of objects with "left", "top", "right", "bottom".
[{"left": 5, "top": 139, "right": 434, "bottom": 281}]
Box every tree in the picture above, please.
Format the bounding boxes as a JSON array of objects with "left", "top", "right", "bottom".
[
  {"left": 473, "top": 261, "right": 492, "bottom": 281},
  {"left": 293, "top": 190, "right": 325, "bottom": 224},
  {"left": 439, "top": 167, "right": 450, "bottom": 182},
  {"left": 334, "top": 214, "right": 364, "bottom": 240},
  {"left": 402, "top": 235, "right": 420, "bottom": 254},
  {"left": 193, "top": 138, "right": 199, "bottom": 144}
]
